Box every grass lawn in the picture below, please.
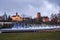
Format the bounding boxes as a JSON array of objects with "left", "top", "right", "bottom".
[{"left": 0, "top": 32, "right": 60, "bottom": 40}]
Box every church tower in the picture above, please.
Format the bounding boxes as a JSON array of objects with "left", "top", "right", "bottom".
[{"left": 36, "top": 12, "right": 41, "bottom": 20}]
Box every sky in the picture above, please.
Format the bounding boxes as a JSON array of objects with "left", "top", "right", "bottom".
[{"left": 0, "top": 0, "right": 60, "bottom": 18}]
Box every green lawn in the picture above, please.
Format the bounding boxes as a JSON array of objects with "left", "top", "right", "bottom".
[{"left": 0, "top": 32, "right": 60, "bottom": 40}]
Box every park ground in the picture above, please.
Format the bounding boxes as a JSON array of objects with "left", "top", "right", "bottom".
[{"left": 0, "top": 32, "right": 60, "bottom": 40}]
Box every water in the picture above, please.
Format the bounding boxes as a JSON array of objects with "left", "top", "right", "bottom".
[
  {"left": 12, "top": 23, "right": 60, "bottom": 30},
  {"left": 12, "top": 23, "right": 31, "bottom": 28}
]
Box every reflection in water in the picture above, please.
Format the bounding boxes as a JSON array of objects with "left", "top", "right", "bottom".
[
  {"left": 13, "top": 23, "right": 32, "bottom": 28},
  {"left": 12, "top": 23, "right": 60, "bottom": 29}
]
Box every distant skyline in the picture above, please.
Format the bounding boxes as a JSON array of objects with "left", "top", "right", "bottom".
[{"left": 0, "top": 0, "right": 60, "bottom": 18}]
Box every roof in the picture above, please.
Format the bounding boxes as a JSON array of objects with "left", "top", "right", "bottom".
[
  {"left": 12, "top": 15, "right": 20, "bottom": 17},
  {"left": 42, "top": 16, "right": 49, "bottom": 18}
]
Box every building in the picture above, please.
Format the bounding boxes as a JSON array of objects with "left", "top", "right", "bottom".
[
  {"left": 36, "top": 12, "right": 41, "bottom": 19},
  {"left": 0, "top": 12, "right": 7, "bottom": 21},
  {"left": 36, "top": 12, "right": 41, "bottom": 20},
  {"left": 42, "top": 16, "right": 49, "bottom": 22},
  {"left": 0, "top": 16, "right": 4, "bottom": 20},
  {"left": 3, "top": 12, "right": 7, "bottom": 20},
  {"left": 11, "top": 12, "right": 23, "bottom": 21}
]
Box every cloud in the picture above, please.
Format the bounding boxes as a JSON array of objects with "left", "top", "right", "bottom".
[
  {"left": 47, "top": 0, "right": 60, "bottom": 6},
  {"left": 21, "top": 0, "right": 60, "bottom": 17},
  {"left": 39, "top": 0, "right": 60, "bottom": 17},
  {"left": 0, "top": 0, "right": 60, "bottom": 18}
]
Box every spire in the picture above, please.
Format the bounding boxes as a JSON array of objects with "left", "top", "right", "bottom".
[
  {"left": 16, "top": 12, "right": 18, "bottom": 16},
  {"left": 3, "top": 12, "right": 7, "bottom": 20}
]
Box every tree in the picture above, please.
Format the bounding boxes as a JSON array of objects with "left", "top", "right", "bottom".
[
  {"left": 7, "top": 15, "right": 12, "bottom": 21},
  {"left": 51, "top": 13, "right": 57, "bottom": 22},
  {"left": 57, "top": 10, "right": 60, "bottom": 19}
]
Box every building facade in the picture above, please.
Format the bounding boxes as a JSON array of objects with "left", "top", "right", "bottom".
[
  {"left": 11, "top": 12, "right": 23, "bottom": 21},
  {"left": 42, "top": 16, "right": 49, "bottom": 22}
]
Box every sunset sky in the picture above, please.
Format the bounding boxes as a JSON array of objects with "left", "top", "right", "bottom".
[{"left": 0, "top": 0, "right": 60, "bottom": 18}]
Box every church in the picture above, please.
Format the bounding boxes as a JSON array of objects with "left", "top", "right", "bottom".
[{"left": 11, "top": 12, "right": 23, "bottom": 21}]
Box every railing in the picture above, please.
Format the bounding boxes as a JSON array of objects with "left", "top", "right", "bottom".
[{"left": 0, "top": 22, "right": 14, "bottom": 25}]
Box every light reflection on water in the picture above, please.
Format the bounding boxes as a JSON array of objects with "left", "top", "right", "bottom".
[{"left": 12, "top": 23, "right": 60, "bottom": 29}]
